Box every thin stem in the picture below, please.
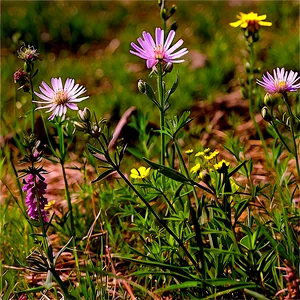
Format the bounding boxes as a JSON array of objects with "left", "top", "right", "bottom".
[
  {"left": 174, "top": 141, "right": 207, "bottom": 285},
  {"left": 157, "top": 63, "right": 165, "bottom": 166},
  {"left": 51, "top": 269, "right": 76, "bottom": 299},
  {"left": 283, "top": 93, "right": 300, "bottom": 179},
  {"left": 248, "top": 42, "right": 270, "bottom": 166},
  {"left": 29, "top": 74, "right": 35, "bottom": 133},
  {"left": 116, "top": 166, "right": 200, "bottom": 272},
  {"left": 60, "top": 160, "right": 80, "bottom": 270}
]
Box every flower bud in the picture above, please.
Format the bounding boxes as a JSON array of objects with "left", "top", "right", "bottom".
[
  {"left": 137, "top": 79, "right": 146, "bottom": 94},
  {"left": 244, "top": 62, "right": 251, "bottom": 73},
  {"left": 78, "top": 107, "right": 91, "bottom": 122},
  {"left": 264, "top": 93, "right": 275, "bottom": 107},
  {"left": 169, "top": 5, "right": 177, "bottom": 16},
  {"left": 22, "top": 83, "right": 31, "bottom": 93},
  {"left": 73, "top": 121, "right": 86, "bottom": 131},
  {"left": 261, "top": 106, "right": 272, "bottom": 122},
  {"left": 24, "top": 61, "right": 32, "bottom": 73},
  {"left": 164, "top": 62, "right": 173, "bottom": 74},
  {"left": 170, "top": 22, "right": 178, "bottom": 32}
]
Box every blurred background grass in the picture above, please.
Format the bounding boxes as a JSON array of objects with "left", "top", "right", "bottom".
[{"left": 1, "top": 0, "right": 299, "bottom": 135}]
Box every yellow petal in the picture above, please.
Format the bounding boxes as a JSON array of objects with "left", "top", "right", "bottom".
[
  {"left": 256, "top": 14, "right": 267, "bottom": 20},
  {"left": 241, "top": 22, "right": 248, "bottom": 28},
  {"left": 229, "top": 20, "right": 244, "bottom": 27},
  {"left": 259, "top": 21, "right": 272, "bottom": 26}
]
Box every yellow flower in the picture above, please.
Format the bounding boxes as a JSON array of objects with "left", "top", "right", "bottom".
[
  {"left": 44, "top": 200, "right": 55, "bottom": 211},
  {"left": 195, "top": 148, "right": 210, "bottom": 157},
  {"left": 185, "top": 149, "right": 194, "bottom": 155},
  {"left": 204, "top": 150, "right": 219, "bottom": 161},
  {"left": 230, "top": 12, "right": 272, "bottom": 32},
  {"left": 214, "top": 160, "right": 230, "bottom": 172},
  {"left": 130, "top": 166, "right": 151, "bottom": 179},
  {"left": 190, "top": 163, "right": 201, "bottom": 174}
]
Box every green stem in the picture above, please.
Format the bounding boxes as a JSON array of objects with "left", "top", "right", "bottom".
[
  {"left": 60, "top": 160, "right": 80, "bottom": 270},
  {"left": 116, "top": 166, "right": 200, "bottom": 272},
  {"left": 283, "top": 93, "right": 300, "bottom": 179},
  {"left": 174, "top": 141, "right": 207, "bottom": 285},
  {"left": 248, "top": 42, "right": 270, "bottom": 166},
  {"left": 51, "top": 269, "right": 76, "bottom": 299},
  {"left": 29, "top": 75, "right": 35, "bottom": 133},
  {"left": 157, "top": 63, "right": 165, "bottom": 166}
]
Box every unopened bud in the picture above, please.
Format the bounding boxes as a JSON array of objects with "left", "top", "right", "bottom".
[
  {"left": 137, "top": 80, "right": 146, "bottom": 94},
  {"left": 22, "top": 83, "right": 30, "bottom": 93},
  {"left": 74, "top": 121, "right": 86, "bottom": 131},
  {"left": 244, "top": 62, "right": 250, "bottom": 73},
  {"left": 161, "top": 8, "right": 167, "bottom": 20},
  {"left": 169, "top": 5, "right": 177, "bottom": 16},
  {"left": 24, "top": 61, "right": 32, "bottom": 73},
  {"left": 164, "top": 62, "right": 173, "bottom": 74},
  {"left": 261, "top": 106, "right": 272, "bottom": 122},
  {"left": 78, "top": 107, "right": 91, "bottom": 122},
  {"left": 264, "top": 93, "right": 275, "bottom": 107},
  {"left": 170, "top": 22, "right": 178, "bottom": 32}
]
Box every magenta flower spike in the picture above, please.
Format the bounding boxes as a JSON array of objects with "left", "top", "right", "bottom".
[
  {"left": 130, "top": 28, "right": 188, "bottom": 69},
  {"left": 34, "top": 77, "right": 89, "bottom": 120},
  {"left": 23, "top": 174, "right": 48, "bottom": 222},
  {"left": 257, "top": 68, "right": 300, "bottom": 94}
]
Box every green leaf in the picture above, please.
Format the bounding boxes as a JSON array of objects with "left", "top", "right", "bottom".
[
  {"left": 165, "top": 73, "right": 179, "bottom": 102},
  {"left": 228, "top": 160, "right": 248, "bottom": 177},
  {"left": 91, "top": 168, "right": 115, "bottom": 183},
  {"left": 87, "top": 143, "right": 104, "bottom": 155},
  {"left": 154, "top": 281, "right": 202, "bottom": 294},
  {"left": 144, "top": 82, "right": 159, "bottom": 107},
  {"left": 143, "top": 158, "right": 188, "bottom": 183},
  {"left": 244, "top": 288, "right": 270, "bottom": 299}
]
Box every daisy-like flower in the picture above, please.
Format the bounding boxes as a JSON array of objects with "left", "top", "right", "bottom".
[
  {"left": 34, "top": 77, "right": 89, "bottom": 120},
  {"left": 130, "top": 166, "right": 151, "bottom": 179},
  {"left": 23, "top": 174, "right": 48, "bottom": 222},
  {"left": 230, "top": 12, "right": 272, "bottom": 32},
  {"left": 257, "top": 68, "right": 300, "bottom": 94},
  {"left": 17, "top": 45, "right": 40, "bottom": 61},
  {"left": 130, "top": 27, "right": 188, "bottom": 69}
]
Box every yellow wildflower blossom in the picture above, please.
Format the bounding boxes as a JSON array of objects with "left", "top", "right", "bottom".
[
  {"left": 190, "top": 163, "right": 201, "bottom": 174},
  {"left": 44, "top": 200, "right": 56, "bottom": 211},
  {"left": 185, "top": 149, "right": 194, "bottom": 155},
  {"left": 130, "top": 166, "right": 151, "bottom": 179},
  {"left": 204, "top": 150, "right": 219, "bottom": 161},
  {"left": 214, "top": 160, "right": 230, "bottom": 172},
  {"left": 230, "top": 12, "right": 272, "bottom": 33}
]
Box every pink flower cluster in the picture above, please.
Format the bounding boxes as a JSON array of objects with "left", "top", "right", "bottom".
[{"left": 23, "top": 174, "right": 48, "bottom": 222}]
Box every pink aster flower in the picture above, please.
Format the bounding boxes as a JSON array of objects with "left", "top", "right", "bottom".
[
  {"left": 34, "top": 77, "right": 89, "bottom": 120},
  {"left": 130, "top": 28, "right": 188, "bottom": 69},
  {"left": 257, "top": 68, "right": 300, "bottom": 94},
  {"left": 23, "top": 174, "right": 48, "bottom": 222}
]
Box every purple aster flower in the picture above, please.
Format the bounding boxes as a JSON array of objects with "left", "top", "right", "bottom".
[
  {"left": 257, "top": 68, "right": 300, "bottom": 94},
  {"left": 23, "top": 174, "right": 48, "bottom": 222},
  {"left": 34, "top": 77, "right": 89, "bottom": 120},
  {"left": 130, "top": 28, "right": 188, "bottom": 69}
]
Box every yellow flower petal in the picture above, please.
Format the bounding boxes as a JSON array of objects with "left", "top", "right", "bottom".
[{"left": 259, "top": 21, "right": 272, "bottom": 26}]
